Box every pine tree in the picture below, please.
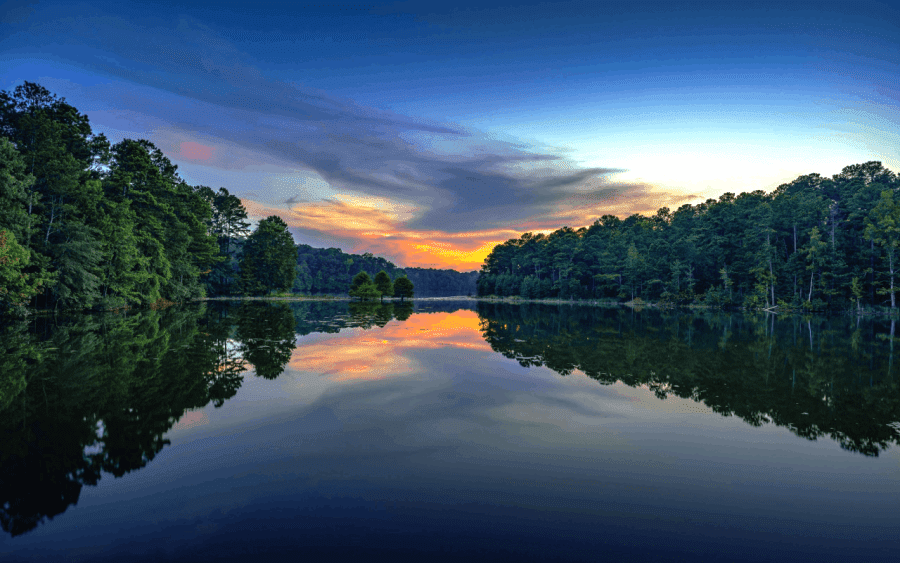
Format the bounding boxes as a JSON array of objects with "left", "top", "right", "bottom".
[{"left": 239, "top": 216, "right": 297, "bottom": 296}]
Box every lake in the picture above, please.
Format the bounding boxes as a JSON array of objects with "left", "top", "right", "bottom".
[{"left": 1, "top": 301, "right": 899, "bottom": 562}]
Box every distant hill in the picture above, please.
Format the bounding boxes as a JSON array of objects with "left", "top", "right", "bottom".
[{"left": 294, "top": 244, "right": 478, "bottom": 297}]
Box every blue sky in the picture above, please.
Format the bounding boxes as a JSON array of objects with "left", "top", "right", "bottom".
[{"left": 2, "top": 0, "right": 898, "bottom": 269}]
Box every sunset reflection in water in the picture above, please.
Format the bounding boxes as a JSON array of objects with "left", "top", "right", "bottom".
[{"left": 289, "top": 310, "right": 493, "bottom": 382}]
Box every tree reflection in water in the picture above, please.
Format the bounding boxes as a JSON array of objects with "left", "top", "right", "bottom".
[
  {"left": 3, "top": 301, "right": 899, "bottom": 538},
  {"left": 0, "top": 300, "right": 424, "bottom": 537},
  {"left": 476, "top": 302, "right": 900, "bottom": 457}
]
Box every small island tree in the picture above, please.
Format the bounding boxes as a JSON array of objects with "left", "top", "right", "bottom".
[
  {"left": 349, "top": 271, "right": 380, "bottom": 301},
  {"left": 374, "top": 270, "right": 393, "bottom": 303},
  {"left": 393, "top": 275, "right": 414, "bottom": 302}
]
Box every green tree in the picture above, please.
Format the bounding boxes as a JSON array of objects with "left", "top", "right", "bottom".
[
  {"left": 865, "top": 190, "right": 900, "bottom": 309},
  {"left": 394, "top": 275, "right": 414, "bottom": 302},
  {"left": 0, "top": 137, "right": 32, "bottom": 242},
  {"left": 803, "top": 227, "right": 828, "bottom": 305},
  {"left": 198, "top": 186, "right": 250, "bottom": 295},
  {"left": 349, "top": 270, "right": 380, "bottom": 301},
  {"left": 0, "top": 82, "right": 111, "bottom": 309},
  {"left": 374, "top": 270, "right": 393, "bottom": 302},
  {"left": 239, "top": 216, "right": 297, "bottom": 296},
  {"left": 623, "top": 243, "right": 646, "bottom": 301},
  {"left": 0, "top": 229, "right": 50, "bottom": 315}
]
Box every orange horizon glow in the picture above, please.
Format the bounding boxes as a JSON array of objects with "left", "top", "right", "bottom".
[{"left": 241, "top": 183, "right": 700, "bottom": 271}]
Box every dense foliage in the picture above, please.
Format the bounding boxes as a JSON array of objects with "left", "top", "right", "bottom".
[
  {"left": 477, "top": 162, "right": 900, "bottom": 311},
  {"left": 373, "top": 270, "right": 393, "bottom": 302},
  {"left": 393, "top": 275, "right": 414, "bottom": 302},
  {"left": 347, "top": 270, "right": 411, "bottom": 302},
  {"left": 0, "top": 82, "right": 484, "bottom": 313},
  {"left": 0, "top": 82, "right": 243, "bottom": 314},
  {"left": 239, "top": 215, "right": 297, "bottom": 295},
  {"left": 197, "top": 186, "right": 250, "bottom": 296},
  {"left": 348, "top": 270, "right": 381, "bottom": 301},
  {"left": 402, "top": 267, "right": 477, "bottom": 297}
]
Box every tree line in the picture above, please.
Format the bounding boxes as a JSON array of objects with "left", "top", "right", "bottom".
[
  {"left": 477, "top": 162, "right": 900, "bottom": 312},
  {"left": 0, "top": 81, "right": 255, "bottom": 314},
  {"left": 295, "top": 244, "right": 478, "bottom": 297}
]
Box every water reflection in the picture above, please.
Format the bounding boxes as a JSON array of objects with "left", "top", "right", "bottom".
[
  {"left": 289, "top": 307, "right": 490, "bottom": 382},
  {"left": 0, "top": 301, "right": 418, "bottom": 537},
  {"left": 2, "top": 300, "right": 899, "bottom": 544},
  {"left": 476, "top": 303, "right": 900, "bottom": 457}
]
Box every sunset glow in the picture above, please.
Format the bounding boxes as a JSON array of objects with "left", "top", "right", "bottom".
[{"left": 4, "top": 1, "right": 897, "bottom": 271}]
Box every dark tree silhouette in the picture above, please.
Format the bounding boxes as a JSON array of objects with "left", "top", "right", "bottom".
[{"left": 394, "top": 276, "right": 414, "bottom": 302}]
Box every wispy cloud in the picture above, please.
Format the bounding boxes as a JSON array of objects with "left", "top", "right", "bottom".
[{"left": 1, "top": 4, "right": 688, "bottom": 269}]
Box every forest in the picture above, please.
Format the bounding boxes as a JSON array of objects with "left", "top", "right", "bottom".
[
  {"left": 6, "top": 81, "right": 900, "bottom": 316},
  {"left": 477, "top": 161, "right": 900, "bottom": 312},
  {"left": 0, "top": 82, "right": 476, "bottom": 317},
  {"left": 294, "top": 244, "right": 478, "bottom": 297},
  {"left": 0, "top": 82, "right": 246, "bottom": 314}
]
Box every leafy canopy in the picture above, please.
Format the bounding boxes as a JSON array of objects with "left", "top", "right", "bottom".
[{"left": 240, "top": 216, "right": 297, "bottom": 296}]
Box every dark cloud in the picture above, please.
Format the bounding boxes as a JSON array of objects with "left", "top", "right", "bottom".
[{"left": 2, "top": 5, "right": 648, "bottom": 234}]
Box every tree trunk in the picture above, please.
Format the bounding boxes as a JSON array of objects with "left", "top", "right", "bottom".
[
  {"left": 808, "top": 270, "right": 814, "bottom": 302},
  {"left": 44, "top": 200, "right": 56, "bottom": 244}
]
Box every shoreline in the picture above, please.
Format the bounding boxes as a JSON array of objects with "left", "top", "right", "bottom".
[
  {"left": 9, "top": 297, "right": 891, "bottom": 317},
  {"left": 193, "top": 295, "right": 899, "bottom": 316}
]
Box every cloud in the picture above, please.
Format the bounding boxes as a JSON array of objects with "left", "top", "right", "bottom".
[{"left": 2, "top": 4, "right": 687, "bottom": 268}]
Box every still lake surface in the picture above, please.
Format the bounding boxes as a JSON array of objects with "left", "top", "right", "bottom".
[{"left": 1, "top": 300, "right": 899, "bottom": 562}]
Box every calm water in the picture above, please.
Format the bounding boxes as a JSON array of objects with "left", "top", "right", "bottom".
[{"left": 1, "top": 301, "right": 899, "bottom": 562}]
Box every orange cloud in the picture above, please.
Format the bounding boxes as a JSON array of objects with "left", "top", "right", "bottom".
[
  {"left": 240, "top": 182, "right": 699, "bottom": 270},
  {"left": 242, "top": 197, "right": 518, "bottom": 270},
  {"left": 289, "top": 310, "right": 492, "bottom": 382},
  {"left": 179, "top": 141, "right": 215, "bottom": 161}
]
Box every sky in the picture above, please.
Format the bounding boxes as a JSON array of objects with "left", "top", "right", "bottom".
[{"left": 1, "top": 0, "right": 898, "bottom": 271}]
